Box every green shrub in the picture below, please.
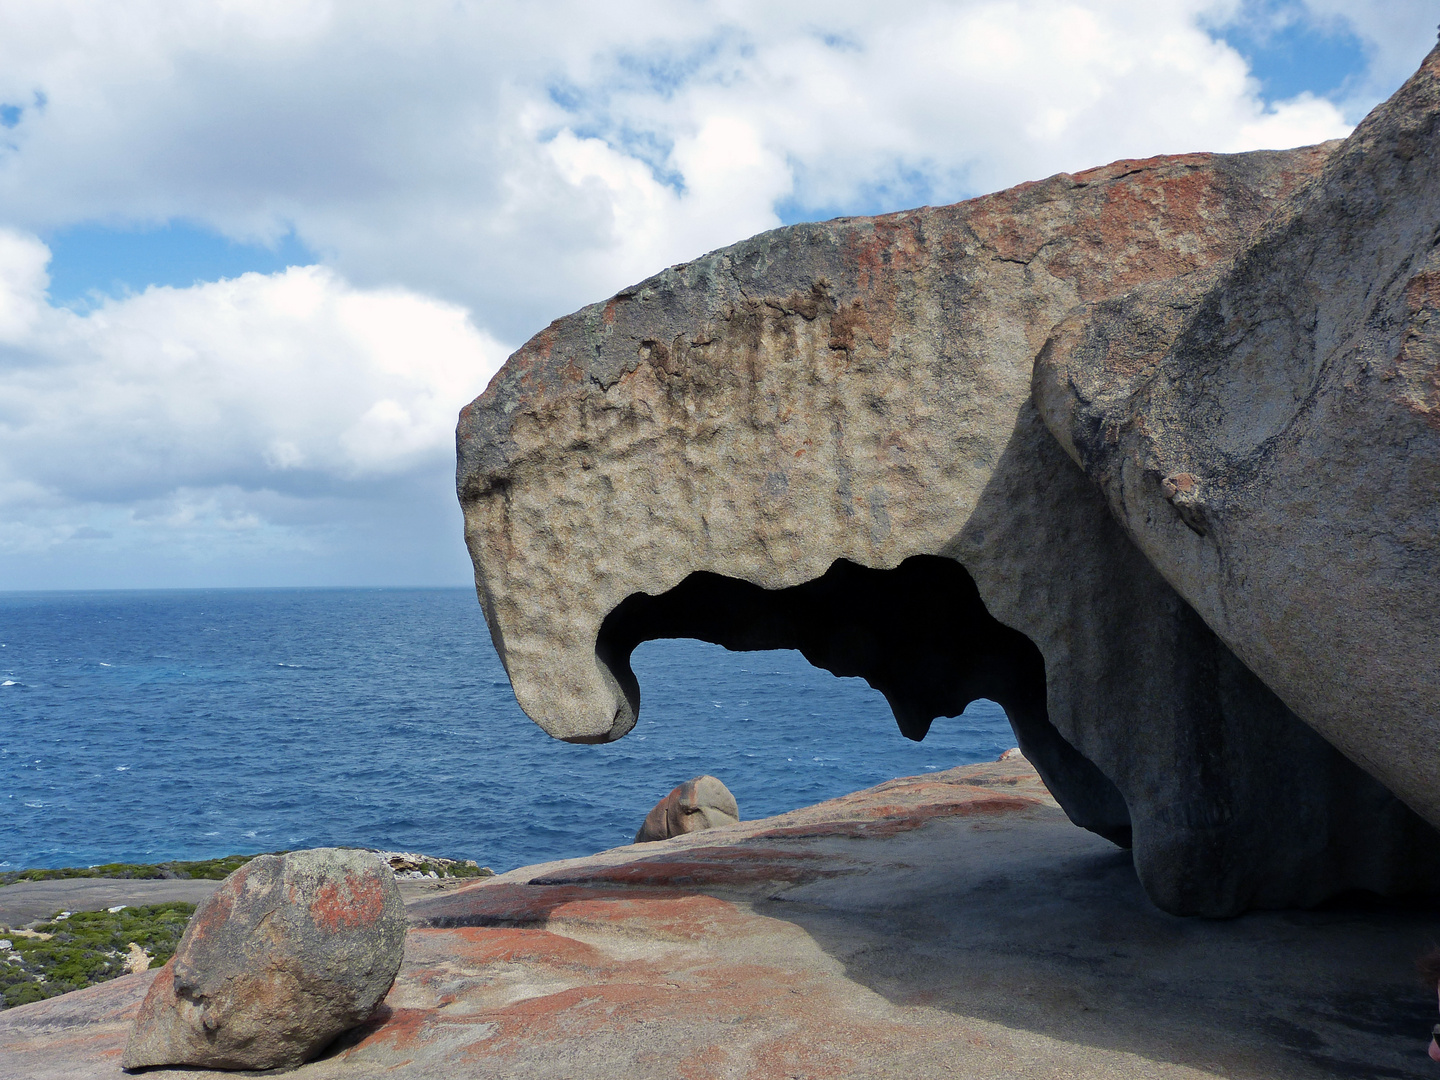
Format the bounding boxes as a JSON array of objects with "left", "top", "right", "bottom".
[
  {"left": 446, "top": 861, "right": 494, "bottom": 878},
  {"left": 0, "top": 853, "right": 267, "bottom": 888},
  {"left": 0, "top": 902, "right": 196, "bottom": 1010}
]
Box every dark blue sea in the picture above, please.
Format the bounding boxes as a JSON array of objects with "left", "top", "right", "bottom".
[{"left": 0, "top": 589, "right": 1015, "bottom": 873}]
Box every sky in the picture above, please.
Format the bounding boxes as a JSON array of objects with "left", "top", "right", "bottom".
[{"left": 0, "top": 0, "right": 1432, "bottom": 590}]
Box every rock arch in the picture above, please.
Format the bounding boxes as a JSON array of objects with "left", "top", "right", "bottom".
[
  {"left": 457, "top": 137, "right": 1440, "bottom": 915},
  {"left": 598, "top": 555, "right": 1131, "bottom": 848}
]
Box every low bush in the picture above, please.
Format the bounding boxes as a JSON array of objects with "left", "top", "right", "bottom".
[
  {"left": 0, "top": 903, "right": 195, "bottom": 1010},
  {"left": 0, "top": 854, "right": 260, "bottom": 887}
]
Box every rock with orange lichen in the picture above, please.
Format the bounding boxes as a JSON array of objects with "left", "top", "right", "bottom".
[
  {"left": 5, "top": 758, "right": 1440, "bottom": 1079},
  {"left": 121, "top": 848, "right": 405, "bottom": 1072},
  {"left": 635, "top": 774, "right": 739, "bottom": 843}
]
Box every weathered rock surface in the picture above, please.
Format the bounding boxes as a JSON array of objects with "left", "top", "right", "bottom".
[
  {"left": 121, "top": 848, "right": 406, "bottom": 1071},
  {"left": 6, "top": 759, "right": 1440, "bottom": 1079},
  {"left": 457, "top": 119, "right": 1440, "bottom": 914},
  {"left": 635, "top": 774, "right": 740, "bottom": 842},
  {"left": 1035, "top": 46, "right": 1440, "bottom": 836}
]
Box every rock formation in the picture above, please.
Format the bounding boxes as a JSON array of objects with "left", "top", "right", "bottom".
[
  {"left": 1034, "top": 46, "right": 1440, "bottom": 835},
  {"left": 636, "top": 775, "right": 740, "bottom": 842},
  {"left": 12, "top": 757, "right": 1440, "bottom": 1079},
  {"left": 122, "top": 848, "right": 406, "bottom": 1071},
  {"left": 457, "top": 49, "right": 1440, "bottom": 916}
]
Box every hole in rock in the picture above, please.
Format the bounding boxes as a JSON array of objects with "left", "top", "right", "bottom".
[
  {"left": 601, "top": 556, "right": 1043, "bottom": 741},
  {"left": 624, "top": 638, "right": 1016, "bottom": 818},
  {"left": 597, "top": 555, "right": 1132, "bottom": 845}
]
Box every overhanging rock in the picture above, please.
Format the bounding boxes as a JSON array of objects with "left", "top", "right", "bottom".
[
  {"left": 457, "top": 122, "right": 1440, "bottom": 915},
  {"left": 1035, "top": 45, "right": 1440, "bottom": 850}
]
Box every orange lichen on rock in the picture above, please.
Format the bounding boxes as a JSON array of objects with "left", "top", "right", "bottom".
[
  {"left": 312, "top": 872, "right": 389, "bottom": 933},
  {"left": 122, "top": 848, "right": 408, "bottom": 1072},
  {"left": 5, "top": 756, "right": 1440, "bottom": 1077}
]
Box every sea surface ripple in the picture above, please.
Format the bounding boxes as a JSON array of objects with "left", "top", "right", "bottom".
[{"left": 0, "top": 588, "right": 1015, "bottom": 872}]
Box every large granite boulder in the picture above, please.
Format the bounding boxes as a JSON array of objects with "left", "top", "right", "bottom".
[
  {"left": 636, "top": 775, "right": 740, "bottom": 842},
  {"left": 122, "top": 848, "right": 406, "bottom": 1071},
  {"left": 457, "top": 61, "right": 1440, "bottom": 916},
  {"left": 1034, "top": 45, "right": 1440, "bottom": 835}
]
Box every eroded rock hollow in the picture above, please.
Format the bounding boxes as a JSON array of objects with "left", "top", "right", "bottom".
[{"left": 458, "top": 48, "right": 1440, "bottom": 917}]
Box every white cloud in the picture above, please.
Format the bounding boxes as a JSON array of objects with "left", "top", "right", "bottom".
[
  {"left": 1231, "top": 91, "right": 1356, "bottom": 149},
  {"left": 0, "top": 230, "right": 506, "bottom": 581},
  {"left": 0, "top": 0, "right": 1376, "bottom": 338},
  {"left": 0, "top": 229, "right": 49, "bottom": 341},
  {"left": 0, "top": 0, "right": 1420, "bottom": 586},
  {"left": 1239, "top": 0, "right": 1438, "bottom": 119}
]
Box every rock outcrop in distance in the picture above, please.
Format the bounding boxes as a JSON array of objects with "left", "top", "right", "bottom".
[
  {"left": 635, "top": 775, "right": 740, "bottom": 843},
  {"left": 457, "top": 47, "right": 1440, "bottom": 917}
]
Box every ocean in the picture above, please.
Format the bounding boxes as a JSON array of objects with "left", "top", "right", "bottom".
[{"left": 0, "top": 588, "right": 1015, "bottom": 874}]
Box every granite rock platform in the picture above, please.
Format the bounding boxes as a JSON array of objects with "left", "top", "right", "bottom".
[{"left": 3, "top": 757, "right": 1437, "bottom": 1078}]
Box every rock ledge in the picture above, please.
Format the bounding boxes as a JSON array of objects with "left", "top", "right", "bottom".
[{"left": 4, "top": 759, "right": 1438, "bottom": 1079}]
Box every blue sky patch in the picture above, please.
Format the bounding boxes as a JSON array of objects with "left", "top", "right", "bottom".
[
  {"left": 43, "top": 222, "right": 317, "bottom": 307},
  {"left": 776, "top": 160, "right": 953, "bottom": 225},
  {"left": 1216, "top": 10, "right": 1368, "bottom": 103}
]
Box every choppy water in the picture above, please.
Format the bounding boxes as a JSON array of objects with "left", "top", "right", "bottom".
[{"left": 0, "top": 588, "right": 1015, "bottom": 873}]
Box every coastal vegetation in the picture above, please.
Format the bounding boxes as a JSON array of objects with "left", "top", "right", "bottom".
[
  {"left": 388, "top": 855, "right": 492, "bottom": 879},
  {"left": 0, "top": 854, "right": 257, "bottom": 887},
  {"left": 0, "top": 903, "right": 195, "bottom": 1009},
  {"left": 1, "top": 850, "right": 492, "bottom": 888}
]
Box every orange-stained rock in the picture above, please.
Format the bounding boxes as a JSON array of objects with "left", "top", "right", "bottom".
[
  {"left": 634, "top": 774, "right": 739, "bottom": 843},
  {"left": 4, "top": 758, "right": 1440, "bottom": 1079},
  {"left": 121, "top": 848, "right": 406, "bottom": 1071}
]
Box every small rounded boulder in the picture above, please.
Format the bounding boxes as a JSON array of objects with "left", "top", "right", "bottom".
[
  {"left": 122, "top": 847, "right": 406, "bottom": 1072},
  {"left": 635, "top": 775, "right": 739, "bottom": 843}
]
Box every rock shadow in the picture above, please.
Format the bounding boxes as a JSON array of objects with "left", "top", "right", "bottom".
[{"left": 763, "top": 836, "right": 1440, "bottom": 1080}]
